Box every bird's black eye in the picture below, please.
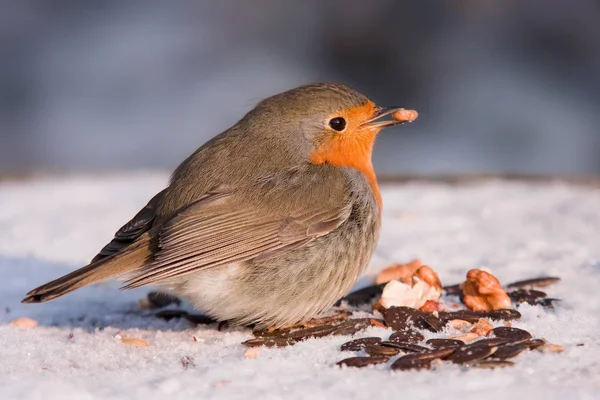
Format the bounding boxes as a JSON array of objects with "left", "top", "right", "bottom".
[{"left": 329, "top": 117, "right": 346, "bottom": 131}]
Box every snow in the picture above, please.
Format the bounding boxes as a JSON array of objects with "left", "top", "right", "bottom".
[{"left": 1, "top": 174, "right": 599, "bottom": 400}]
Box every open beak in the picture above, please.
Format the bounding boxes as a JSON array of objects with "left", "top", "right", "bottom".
[{"left": 361, "top": 107, "right": 418, "bottom": 129}]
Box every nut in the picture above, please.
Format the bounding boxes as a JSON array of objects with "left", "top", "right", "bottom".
[
  {"left": 391, "top": 109, "right": 419, "bottom": 123},
  {"left": 470, "top": 318, "right": 494, "bottom": 337},
  {"left": 414, "top": 266, "right": 442, "bottom": 294},
  {"left": 121, "top": 337, "right": 150, "bottom": 347},
  {"left": 449, "top": 332, "right": 480, "bottom": 343},
  {"left": 420, "top": 300, "right": 440, "bottom": 313},
  {"left": 10, "top": 317, "right": 38, "bottom": 329},
  {"left": 375, "top": 259, "right": 422, "bottom": 285},
  {"left": 537, "top": 344, "right": 565, "bottom": 353},
  {"left": 449, "top": 319, "right": 473, "bottom": 332},
  {"left": 462, "top": 269, "right": 512, "bottom": 311},
  {"left": 378, "top": 263, "right": 443, "bottom": 310},
  {"left": 380, "top": 278, "right": 441, "bottom": 310}
]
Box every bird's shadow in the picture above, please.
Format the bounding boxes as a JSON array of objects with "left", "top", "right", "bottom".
[
  {"left": 0, "top": 255, "right": 221, "bottom": 332},
  {"left": 1, "top": 255, "right": 373, "bottom": 332}
]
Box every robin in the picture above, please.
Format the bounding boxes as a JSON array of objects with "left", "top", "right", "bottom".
[{"left": 22, "top": 83, "right": 417, "bottom": 328}]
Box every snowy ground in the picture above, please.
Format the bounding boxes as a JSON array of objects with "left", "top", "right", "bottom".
[{"left": 1, "top": 173, "right": 599, "bottom": 400}]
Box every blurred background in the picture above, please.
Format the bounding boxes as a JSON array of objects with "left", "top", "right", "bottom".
[{"left": 1, "top": 0, "right": 599, "bottom": 176}]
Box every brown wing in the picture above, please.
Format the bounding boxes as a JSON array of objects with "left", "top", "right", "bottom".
[
  {"left": 91, "top": 189, "right": 166, "bottom": 263},
  {"left": 122, "top": 177, "right": 352, "bottom": 289}
]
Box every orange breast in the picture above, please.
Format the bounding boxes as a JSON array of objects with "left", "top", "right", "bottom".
[{"left": 310, "top": 129, "right": 382, "bottom": 207}]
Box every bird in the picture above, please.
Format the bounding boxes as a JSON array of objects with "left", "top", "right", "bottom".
[{"left": 22, "top": 83, "right": 417, "bottom": 329}]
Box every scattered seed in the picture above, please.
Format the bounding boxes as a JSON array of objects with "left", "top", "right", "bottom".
[
  {"left": 470, "top": 338, "right": 511, "bottom": 347},
  {"left": 492, "top": 342, "right": 532, "bottom": 359},
  {"left": 426, "top": 339, "right": 465, "bottom": 348},
  {"left": 420, "top": 300, "right": 440, "bottom": 313},
  {"left": 470, "top": 318, "right": 494, "bottom": 336},
  {"left": 537, "top": 344, "right": 565, "bottom": 353},
  {"left": 398, "top": 347, "right": 455, "bottom": 362},
  {"left": 492, "top": 327, "right": 532, "bottom": 342},
  {"left": 388, "top": 329, "right": 424, "bottom": 344},
  {"left": 304, "top": 311, "right": 352, "bottom": 327},
  {"left": 438, "top": 310, "right": 485, "bottom": 324},
  {"left": 508, "top": 289, "right": 547, "bottom": 304},
  {"left": 286, "top": 324, "right": 338, "bottom": 340},
  {"left": 253, "top": 328, "right": 291, "bottom": 338},
  {"left": 391, "top": 357, "right": 432, "bottom": 371},
  {"left": 339, "top": 284, "right": 386, "bottom": 306},
  {"left": 449, "top": 319, "right": 473, "bottom": 331},
  {"left": 341, "top": 337, "right": 382, "bottom": 351},
  {"left": 422, "top": 314, "right": 445, "bottom": 333},
  {"left": 365, "top": 344, "right": 400, "bottom": 357},
  {"left": 384, "top": 306, "right": 427, "bottom": 331},
  {"left": 121, "top": 337, "right": 150, "bottom": 347},
  {"left": 449, "top": 333, "right": 479, "bottom": 343},
  {"left": 10, "top": 317, "right": 38, "bottom": 329},
  {"left": 447, "top": 345, "right": 497, "bottom": 364},
  {"left": 473, "top": 360, "right": 515, "bottom": 369},
  {"left": 67, "top": 332, "right": 74, "bottom": 340},
  {"left": 242, "top": 337, "right": 295, "bottom": 348},
  {"left": 380, "top": 342, "right": 430, "bottom": 353},
  {"left": 337, "top": 356, "right": 389, "bottom": 368},
  {"left": 487, "top": 309, "right": 522, "bottom": 321},
  {"left": 333, "top": 318, "right": 383, "bottom": 335},
  {"left": 506, "top": 277, "right": 560, "bottom": 289},
  {"left": 525, "top": 338, "right": 546, "bottom": 350}
]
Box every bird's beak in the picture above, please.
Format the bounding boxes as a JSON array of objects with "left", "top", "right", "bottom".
[{"left": 361, "top": 107, "right": 418, "bottom": 129}]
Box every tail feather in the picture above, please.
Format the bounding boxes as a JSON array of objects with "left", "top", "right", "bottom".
[{"left": 22, "top": 237, "right": 152, "bottom": 304}]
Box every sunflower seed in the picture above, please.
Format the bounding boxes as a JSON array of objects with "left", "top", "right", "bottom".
[
  {"left": 506, "top": 277, "right": 560, "bottom": 289},
  {"left": 491, "top": 342, "right": 531, "bottom": 359},
  {"left": 333, "top": 318, "right": 383, "bottom": 335},
  {"left": 487, "top": 309, "right": 522, "bottom": 321},
  {"left": 341, "top": 337, "right": 382, "bottom": 351},
  {"left": 391, "top": 357, "right": 432, "bottom": 371},
  {"left": 508, "top": 289, "right": 547, "bottom": 304},
  {"left": 389, "top": 329, "right": 425, "bottom": 344},
  {"left": 338, "top": 284, "right": 386, "bottom": 306},
  {"left": 438, "top": 310, "right": 486, "bottom": 324},
  {"left": 380, "top": 342, "right": 430, "bottom": 353},
  {"left": 525, "top": 338, "right": 546, "bottom": 350},
  {"left": 365, "top": 344, "right": 400, "bottom": 357},
  {"left": 426, "top": 338, "right": 465, "bottom": 348},
  {"left": 286, "top": 324, "right": 338, "bottom": 340},
  {"left": 337, "top": 356, "right": 389, "bottom": 368},
  {"left": 422, "top": 314, "right": 445, "bottom": 333},
  {"left": 384, "top": 307, "right": 427, "bottom": 331},
  {"left": 447, "top": 345, "right": 498, "bottom": 364},
  {"left": 253, "top": 328, "right": 291, "bottom": 338},
  {"left": 470, "top": 338, "right": 511, "bottom": 347},
  {"left": 399, "top": 347, "right": 455, "bottom": 362},
  {"left": 492, "top": 327, "right": 532, "bottom": 342},
  {"left": 242, "top": 337, "right": 295, "bottom": 348}
]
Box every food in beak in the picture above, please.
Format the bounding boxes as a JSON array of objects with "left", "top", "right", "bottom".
[{"left": 392, "top": 108, "right": 418, "bottom": 123}]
